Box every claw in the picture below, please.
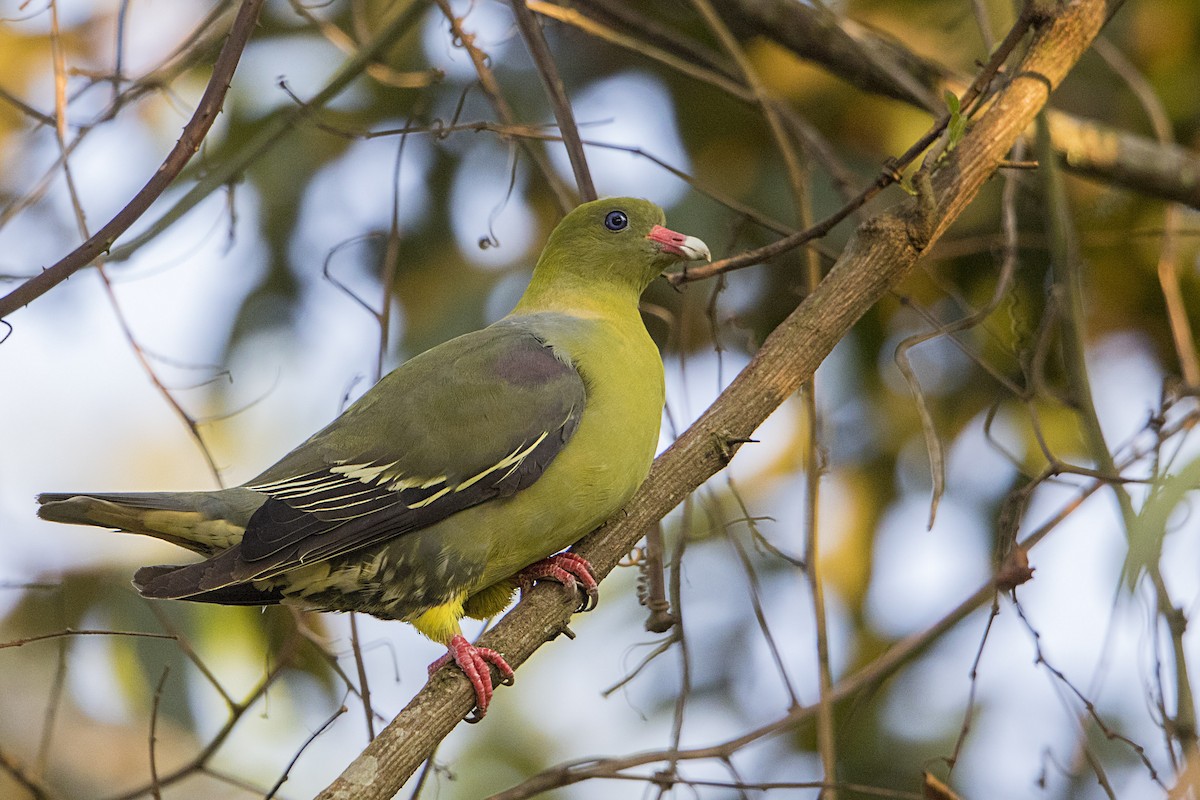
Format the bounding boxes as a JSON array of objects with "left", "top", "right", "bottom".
[
  {"left": 428, "top": 634, "right": 514, "bottom": 720},
  {"left": 516, "top": 551, "right": 599, "bottom": 612}
]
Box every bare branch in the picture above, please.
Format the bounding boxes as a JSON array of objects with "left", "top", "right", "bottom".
[
  {"left": 702, "top": 0, "right": 945, "bottom": 108},
  {"left": 0, "top": 747, "right": 61, "bottom": 800},
  {"left": 0, "top": 0, "right": 268, "bottom": 319}
]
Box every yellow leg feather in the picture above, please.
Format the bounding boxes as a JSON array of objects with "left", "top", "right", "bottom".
[
  {"left": 411, "top": 593, "right": 466, "bottom": 644},
  {"left": 462, "top": 581, "right": 518, "bottom": 621}
]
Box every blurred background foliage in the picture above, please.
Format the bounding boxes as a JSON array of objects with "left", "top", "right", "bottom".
[{"left": 2, "top": 0, "right": 1199, "bottom": 798}]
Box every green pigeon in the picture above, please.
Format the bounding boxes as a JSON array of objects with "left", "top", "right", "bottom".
[{"left": 37, "top": 197, "right": 710, "bottom": 718}]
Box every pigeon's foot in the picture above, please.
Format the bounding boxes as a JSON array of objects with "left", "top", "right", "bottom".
[
  {"left": 428, "top": 634, "right": 514, "bottom": 722},
  {"left": 516, "top": 551, "right": 599, "bottom": 612}
]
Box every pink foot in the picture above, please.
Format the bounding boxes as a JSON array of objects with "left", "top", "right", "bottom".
[
  {"left": 516, "top": 551, "right": 599, "bottom": 612},
  {"left": 428, "top": 634, "right": 514, "bottom": 722}
]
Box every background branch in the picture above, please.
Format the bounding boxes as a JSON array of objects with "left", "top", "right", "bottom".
[
  {"left": 0, "top": 0, "right": 266, "bottom": 320},
  {"left": 676, "top": 0, "right": 1195, "bottom": 208}
]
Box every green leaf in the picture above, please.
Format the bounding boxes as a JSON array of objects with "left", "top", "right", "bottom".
[
  {"left": 943, "top": 90, "right": 966, "bottom": 152},
  {"left": 1124, "top": 456, "right": 1200, "bottom": 589},
  {"left": 943, "top": 89, "right": 961, "bottom": 116}
]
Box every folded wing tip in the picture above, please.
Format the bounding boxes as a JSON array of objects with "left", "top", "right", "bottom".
[
  {"left": 134, "top": 559, "right": 285, "bottom": 606},
  {"left": 133, "top": 564, "right": 180, "bottom": 597}
]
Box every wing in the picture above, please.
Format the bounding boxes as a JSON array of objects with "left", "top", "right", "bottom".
[{"left": 140, "top": 319, "right": 587, "bottom": 597}]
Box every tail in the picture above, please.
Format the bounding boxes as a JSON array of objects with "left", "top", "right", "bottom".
[
  {"left": 36, "top": 489, "right": 263, "bottom": 556},
  {"left": 39, "top": 489, "right": 284, "bottom": 607}
]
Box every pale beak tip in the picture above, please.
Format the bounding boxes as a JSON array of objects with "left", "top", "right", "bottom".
[{"left": 683, "top": 235, "right": 711, "bottom": 263}]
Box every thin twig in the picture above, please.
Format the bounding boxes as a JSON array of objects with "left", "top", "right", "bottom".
[
  {"left": 529, "top": 0, "right": 749, "bottom": 100},
  {"left": 529, "top": 0, "right": 861, "bottom": 205},
  {"left": 661, "top": 496, "right": 695, "bottom": 798},
  {"left": 348, "top": 614, "right": 376, "bottom": 741},
  {"left": 148, "top": 666, "right": 170, "bottom": 800},
  {"left": 689, "top": 0, "right": 805, "bottom": 216},
  {"left": 331, "top": 115, "right": 800, "bottom": 236},
  {"left": 509, "top": 0, "right": 594, "bottom": 200},
  {"left": 433, "top": 0, "right": 575, "bottom": 212},
  {"left": 690, "top": 0, "right": 813, "bottom": 732},
  {"left": 286, "top": 0, "right": 437, "bottom": 89},
  {"left": 0, "top": 3, "right": 235, "bottom": 237},
  {"left": 722, "top": 509, "right": 800, "bottom": 706},
  {"left": 48, "top": 0, "right": 227, "bottom": 484},
  {"left": 801, "top": 380, "right": 837, "bottom": 800},
  {"left": 404, "top": 744, "right": 443, "bottom": 800},
  {"left": 0, "top": 628, "right": 178, "bottom": 650},
  {"left": 145, "top": 603, "right": 235, "bottom": 707},
  {"left": 372, "top": 105, "right": 406, "bottom": 573},
  {"left": 486, "top": 466, "right": 1129, "bottom": 800},
  {"left": 945, "top": 598, "right": 1000, "bottom": 770},
  {"left": 99, "top": 274, "right": 226, "bottom": 483},
  {"left": 600, "top": 636, "right": 675, "bottom": 698},
  {"left": 0, "top": 84, "right": 56, "bottom": 125},
  {"left": 893, "top": 140, "right": 1027, "bottom": 527},
  {"left": 670, "top": 0, "right": 837, "bottom": 758},
  {"left": 264, "top": 702, "right": 348, "bottom": 800},
  {"left": 1013, "top": 600, "right": 1165, "bottom": 790},
  {"left": 35, "top": 633, "right": 67, "bottom": 777}
]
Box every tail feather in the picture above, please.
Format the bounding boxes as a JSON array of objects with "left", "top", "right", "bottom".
[
  {"left": 40, "top": 490, "right": 283, "bottom": 609},
  {"left": 36, "top": 489, "right": 263, "bottom": 556}
]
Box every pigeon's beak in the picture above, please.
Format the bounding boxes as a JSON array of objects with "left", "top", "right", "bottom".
[{"left": 646, "top": 225, "right": 711, "bottom": 262}]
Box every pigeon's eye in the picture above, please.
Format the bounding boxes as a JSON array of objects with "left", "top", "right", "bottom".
[{"left": 604, "top": 210, "right": 628, "bottom": 232}]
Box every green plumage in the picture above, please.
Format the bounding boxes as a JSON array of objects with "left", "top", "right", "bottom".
[{"left": 37, "top": 198, "right": 710, "bottom": 648}]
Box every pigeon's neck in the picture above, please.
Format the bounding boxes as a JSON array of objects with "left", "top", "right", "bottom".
[{"left": 511, "top": 271, "right": 644, "bottom": 322}]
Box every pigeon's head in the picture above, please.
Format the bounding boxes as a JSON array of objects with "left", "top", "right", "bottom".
[{"left": 537, "top": 197, "right": 711, "bottom": 294}]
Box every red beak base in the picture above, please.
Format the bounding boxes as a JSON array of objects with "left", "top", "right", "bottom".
[
  {"left": 646, "top": 224, "right": 690, "bottom": 256},
  {"left": 645, "top": 225, "right": 711, "bottom": 261}
]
